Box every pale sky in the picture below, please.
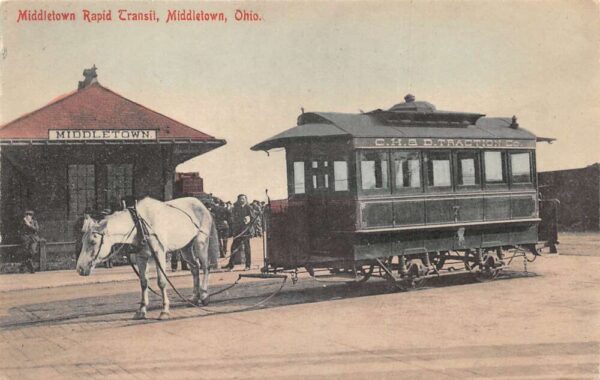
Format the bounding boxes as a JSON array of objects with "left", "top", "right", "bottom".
[{"left": 1, "top": 0, "right": 599, "bottom": 201}]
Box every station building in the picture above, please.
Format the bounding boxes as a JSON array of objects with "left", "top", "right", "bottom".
[{"left": 0, "top": 67, "right": 225, "bottom": 259}]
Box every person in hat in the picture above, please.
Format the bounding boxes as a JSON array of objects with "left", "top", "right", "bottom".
[
  {"left": 223, "top": 194, "right": 255, "bottom": 271},
  {"left": 214, "top": 199, "right": 232, "bottom": 258},
  {"left": 20, "top": 210, "right": 39, "bottom": 273}
]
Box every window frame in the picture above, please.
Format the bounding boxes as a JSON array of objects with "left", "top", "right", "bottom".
[
  {"left": 332, "top": 158, "right": 350, "bottom": 193},
  {"left": 357, "top": 150, "right": 391, "bottom": 196},
  {"left": 482, "top": 150, "right": 509, "bottom": 190},
  {"left": 454, "top": 150, "right": 482, "bottom": 191},
  {"left": 508, "top": 150, "right": 534, "bottom": 188},
  {"left": 68, "top": 164, "right": 96, "bottom": 218},
  {"left": 309, "top": 158, "right": 332, "bottom": 193},
  {"left": 105, "top": 164, "right": 134, "bottom": 210},
  {"left": 288, "top": 160, "right": 308, "bottom": 198},
  {"left": 391, "top": 150, "right": 424, "bottom": 194},
  {"left": 424, "top": 150, "right": 454, "bottom": 193}
]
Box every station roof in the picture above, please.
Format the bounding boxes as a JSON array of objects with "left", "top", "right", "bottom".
[
  {"left": 252, "top": 98, "right": 547, "bottom": 151},
  {"left": 0, "top": 81, "right": 225, "bottom": 151}
]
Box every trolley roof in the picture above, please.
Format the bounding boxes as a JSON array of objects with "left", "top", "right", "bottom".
[{"left": 252, "top": 97, "right": 551, "bottom": 151}]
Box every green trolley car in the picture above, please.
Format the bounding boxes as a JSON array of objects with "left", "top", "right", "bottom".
[{"left": 252, "top": 95, "right": 557, "bottom": 287}]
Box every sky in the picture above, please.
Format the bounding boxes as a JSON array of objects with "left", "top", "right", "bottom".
[{"left": 1, "top": 0, "right": 599, "bottom": 201}]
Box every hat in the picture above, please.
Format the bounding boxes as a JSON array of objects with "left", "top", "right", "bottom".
[{"left": 24, "top": 210, "right": 34, "bottom": 215}]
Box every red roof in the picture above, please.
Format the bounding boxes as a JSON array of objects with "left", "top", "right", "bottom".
[{"left": 0, "top": 82, "right": 217, "bottom": 141}]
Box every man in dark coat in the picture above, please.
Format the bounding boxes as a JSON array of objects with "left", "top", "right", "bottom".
[
  {"left": 214, "top": 200, "right": 232, "bottom": 258},
  {"left": 223, "top": 194, "right": 254, "bottom": 270},
  {"left": 20, "top": 210, "right": 39, "bottom": 273}
]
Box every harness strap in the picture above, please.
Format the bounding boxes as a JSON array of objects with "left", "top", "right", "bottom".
[
  {"left": 165, "top": 203, "right": 201, "bottom": 230},
  {"left": 132, "top": 211, "right": 287, "bottom": 314}
]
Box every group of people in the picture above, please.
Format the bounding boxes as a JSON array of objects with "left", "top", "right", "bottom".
[{"left": 172, "top": 193, "right": 266, "bottom": 271}]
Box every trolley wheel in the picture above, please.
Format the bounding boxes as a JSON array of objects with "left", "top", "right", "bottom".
[
  {"left": 464, "top": 250, "right": 501, "bottom": 282},
  {"left": 421, "top": 251, "right": 447, "bottom": 270},
  {"left": 355, "top": 264, "right": 374, "bottom": 283},
  {"left": 404, "top": 259, "right": 429, "bottom": 289}
]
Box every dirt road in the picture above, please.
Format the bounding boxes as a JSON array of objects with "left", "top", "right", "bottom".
[{"left": 0, "top": 234, "right": 598, "bottom": 379}]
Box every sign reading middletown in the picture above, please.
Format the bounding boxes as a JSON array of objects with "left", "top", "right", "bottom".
[
  {"left": 49, "top": 129, "right": 158, "bottom": 141},
  {"left": 354, "top": 137, "right": 536, "bottom": 149}
]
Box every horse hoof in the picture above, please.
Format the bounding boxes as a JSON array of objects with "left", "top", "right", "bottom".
[
  {"left": 132, "top": 311, "right": 146, "bottom": 320},
  {"left": 201, "top": 297, "right": 210, "bottom": 306},
  {"left": 158, "top": 311, "right": 170, "bottom": 320}
]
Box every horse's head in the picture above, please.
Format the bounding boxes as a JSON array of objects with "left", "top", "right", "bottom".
[{"left": 76, "top": 211, "right": 133, "bottom": 276}]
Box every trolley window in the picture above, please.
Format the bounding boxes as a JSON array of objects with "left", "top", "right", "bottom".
[
  {"left": 311, "top": 160, "right": 330, "bottom": 191},
  {"left": 359, "top": 151, "right": 389, "bottom": 192},
  {"left": 425, "top": 151, "right": 452, "bottom": 190},
  {"left": 510, "top": 152, "right": 532, "bottom": 183},
  {"left": 392, "top": 151, "right": 422, "bottom": 193},
  {"left": 333, "top": 161, "right": 349, "bottom": 191},
  {"left": 483, "top": 151, "right": 507, "bottom": 185},
  {"left": 455, "top": 151, "right": 481, "bottom": 189},
  {"left": 292, "top": 161, "right": 306, "bottom": 194}
]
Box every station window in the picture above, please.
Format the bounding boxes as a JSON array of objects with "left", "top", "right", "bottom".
[
  {"left": 456, "top": 151, "right": 481, "bottom": 187},
  {"left": 68, "top": 164, "right": 95, "bottom": 218},
  {"left": 510, "top": 152, "right": 532, "bottom": 183},
  {"left": 483, "top": 151, "right": 507, "bottom": 184},
  {"left": 393, "top": 151, "right": 421, "bottom": 191},
  {"left": 333, "top": 161, "right": 349, "bottom": 191},
  {"left": 106, "top": 164, "right": 133, "bottom": 209},
  {"left": 425, "top": 151, "right": 452, "bottom": 188},
  {"left": 360, "top": 151, "right": 389, "bottom": 190},
  {"left": 292, "top": 161, "right": 305, "bottom": 194}
]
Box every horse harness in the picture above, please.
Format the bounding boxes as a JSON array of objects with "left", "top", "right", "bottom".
[{"left": 88, "top": 203, "right": 288, "bottom": 315}]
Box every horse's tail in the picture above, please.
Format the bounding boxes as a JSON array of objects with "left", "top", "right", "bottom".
[{"left": 208, "top": 216, "right": 220, "bottom": 269}]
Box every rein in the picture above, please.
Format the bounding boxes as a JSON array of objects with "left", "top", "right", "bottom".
[
  {"left": 89, "top": 225, "right": 137, "bottom": 266},
  {"left": 127, "top": 205, "right": 287, "bottom": 315}
]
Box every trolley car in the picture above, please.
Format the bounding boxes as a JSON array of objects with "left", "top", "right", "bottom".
[{"left": 252, "top": 95, "right": 557, "bottom": 287}]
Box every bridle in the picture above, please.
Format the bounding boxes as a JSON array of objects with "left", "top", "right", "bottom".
[{"left": 87, "top": 224, "right": 136, "bottom": 267}]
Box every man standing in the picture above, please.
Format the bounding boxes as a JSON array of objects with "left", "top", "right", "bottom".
[
  {"left": 215, "top": 200, "right": 232, "bottom": 258},
  {"left": 20, "top": 210, "right": 39, "bottom": 273},
  {"left": 223, "top": 194, "right": 254, "bottom": 271}
]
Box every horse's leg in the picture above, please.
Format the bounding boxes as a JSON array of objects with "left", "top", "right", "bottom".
[
  {"left": 194, "top": 235, "right": 210, "bottom": 306},
  {"left": 154, "top": 248, "right": 171, "bottom": 320},
  {"left": 133, "top": 255, "right": 149, "bottom": 320},
  {"left": 182, "top": 248, "right": 201, "bottom": 305}
]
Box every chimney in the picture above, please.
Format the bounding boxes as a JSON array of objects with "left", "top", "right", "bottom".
[{"left": 78, "top": 65, "right": 98, "bottom": 90}]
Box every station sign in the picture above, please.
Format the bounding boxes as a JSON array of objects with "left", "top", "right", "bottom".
[
  {"left": 49, "top": 129, "right": 158, "bottom": 141},
  {"left": 354, "top": 137, "right": 536, "bottom": 149}
]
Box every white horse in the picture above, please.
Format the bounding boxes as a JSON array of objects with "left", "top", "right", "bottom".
[{"left": 76, "top": 197, "right": 219, "bottom": 320}]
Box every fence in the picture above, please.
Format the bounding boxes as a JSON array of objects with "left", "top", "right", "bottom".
[{"left": 0, "top": 240, "right": 77, "bottom": 272}]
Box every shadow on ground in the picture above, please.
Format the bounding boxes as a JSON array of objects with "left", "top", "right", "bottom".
[{"left": 0, "top": 269, "right": 538, "bottom": 330}]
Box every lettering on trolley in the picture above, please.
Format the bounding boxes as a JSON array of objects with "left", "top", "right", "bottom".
[{"left": 367, "top": 137, "right": 533, "bottom": 149}]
